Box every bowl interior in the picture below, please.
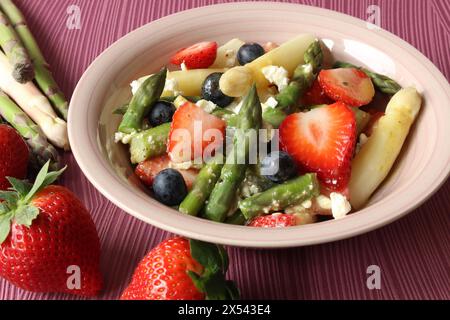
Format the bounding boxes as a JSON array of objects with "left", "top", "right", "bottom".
[{"left": 69, "top": 3, "right": 450, "bottom": 247}]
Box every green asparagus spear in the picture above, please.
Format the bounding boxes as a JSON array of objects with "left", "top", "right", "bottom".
[
  {"left": 179, "top": 156, "right": 224, "bottom": 216},
  {"left": 114, "top": 96, "right": 202, "bottom": 116},
  {"left": 160, "top": 95, "right": 202, "bottom": 103},
  {"left": 240, "top": 166, "right": 275, "bottom": 199},
  {"left": 239, "top": 173, "right": 320, "bottom": 219},
  {"left": 262, "top": 107, "right": 288, "bottom": 128},
  {"left": 118, "top": 68, "right": 167, "bottom": 134},
  {"left": 0, "top": 0, "right": 68, "bottom": 119},
  {"left": 0, "top": 9, "right": 33, "bottom": 83},
  {"left": 129, "top": 122, "right": 170, "bottom": 164},
  {"left": 275, "top": 40, "right": 323, "bottom": 109},
  {"left": 225, "top": 210, "right": 247, "bottom": 225},
  {"left": 204, "top": 85, "right": 262, "bottom": 222},
  {"left": 333, "top": 61, "right": 402, "bottom": 95},
  {"left": 0, "top": 90, "right": 60, "bottom": 170}
]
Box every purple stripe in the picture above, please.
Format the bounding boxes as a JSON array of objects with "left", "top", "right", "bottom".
[{"left": 0, "top": 0, "right": 448, "bottom": 300}]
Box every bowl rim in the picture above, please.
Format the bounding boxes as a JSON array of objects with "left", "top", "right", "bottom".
[{"left": 68, "top": 2, "right": 450, "bottom": 248}]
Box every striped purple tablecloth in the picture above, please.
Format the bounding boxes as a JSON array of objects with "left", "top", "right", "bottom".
[{"left": 1, "top": 0, "right": 449, "bottom": 300}]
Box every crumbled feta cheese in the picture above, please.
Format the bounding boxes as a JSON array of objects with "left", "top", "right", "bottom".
[
  {"left": 316, "top": 195, "right": 332, "bottom": 210},
  {"left": 226, "top": 99, "right": 243, "bottom": 114},
  {"left": 225, "top": 49, "right": 237, "bottom": 67},
  {"left": 196, "top": 99, "right": 218, "bottom": 113},
  {"left": 114, "top": 131, "right": 136, "bottom": 144},
  {"left": 130, "top": 78, "right": 145, "bottom": 95},
  {"left": 262, "top": 65, "right": 290, "bottom": 91},
  {"left": 261, "top": 96, "right": 278, "bottom": 112},
  {"left": 164, "top": 78, "right": 182, "bottom": 96},
  {"left": 181, "top": 61, "right": 188, "bottom": 71},
  {"left": 301, "top": 199, "right": 312, "bottom": 209},
  {"left": 169, "top": 161, "right": 203, "bottom": 170},
  {"left": 330, "top": 192, "right": 352, "bottom": 219},
  {"left": 355, "top": 133, "right": 369, "bottom": 154}
]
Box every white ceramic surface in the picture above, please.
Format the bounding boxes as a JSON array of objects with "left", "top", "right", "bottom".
[{"left": 68, "top": 2, "right": 450, "bottom": 248}]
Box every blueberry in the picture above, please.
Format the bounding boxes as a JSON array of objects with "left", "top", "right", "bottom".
[
  {"left": 237, "top": 43, "right": 265, "bottom": 65},
  {"left": 148, "top": 101, "right": 176, "bottom": 127},
  {"left": 152, "top": 169, "right": 187, "bottom": 206},
  {"left": 260, "top": 151, "right": 297, "bottom": 183},
  {"left": 201, "top": 72, "right": 234, "bottom": 107}
]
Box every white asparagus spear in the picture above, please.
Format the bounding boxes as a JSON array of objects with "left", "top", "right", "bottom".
[
  {"left": 349, "top": 87, "right": 422, "bottom": 209},
  {"left": 0, "top": 51, "right": 69, "bottom": 150}
]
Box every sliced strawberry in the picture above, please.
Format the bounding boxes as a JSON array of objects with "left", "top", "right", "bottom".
[
  {"left": 135, "top": 155, "right": 198, "bottom": 190},
  {"left": 168, "top": 102, "right": 226, "bottom": 163},
  {"left": 302, "top": 79, "right": 334, "bottom": 106},
  {"left": 248, "top": 213, "right": 297, "bottom": 228},
  {"left": 363, "top": 111, "right": 385, "bottom": 136},
  {"left": 279, "top": 102, "right": 357, "bottom": 190},
  {"left": 318, "top": 68, "right": 375, "bottom": 107},
  {"left": 170, "top": 41, "right": 218, "bottom": 69}
]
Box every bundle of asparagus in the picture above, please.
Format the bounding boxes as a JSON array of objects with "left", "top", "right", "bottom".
[{"left": 0, "top": 0, "right": 69, "bottom": 169}]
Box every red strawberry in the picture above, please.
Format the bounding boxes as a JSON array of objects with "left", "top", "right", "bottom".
[
  {"left": 0, "top": 124, "right": 29, "bottom": 190},
  {"left": 170, "top": 42, "right": 218, "bottom": 69},
  {"left": 168, "top": 102, "right": 226, "bottom": 163},
  {"left": 248, "top": 213, "right": 297, "bottom": 228},
  {"left": 135, "top": 154, "right": 198, "bottom": 189},
  {"left": 302, "top": 79, "right": 334, "bottom": 106},
  {"left": 0, "top": 163, "right": 102, "bottom": 296},
  {"left": 121, "top": 237, "right": 238, "bottom": 300},
  {"left": 318, "top": 68, "right": 375, "bottom": 107},
  {"left": 280, "top": 102, "right": 357, "bottom": 191}
]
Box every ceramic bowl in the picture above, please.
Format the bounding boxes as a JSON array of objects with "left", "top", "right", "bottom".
[{"left": 68, "top": 2, "right": 450, "bottom": 248}]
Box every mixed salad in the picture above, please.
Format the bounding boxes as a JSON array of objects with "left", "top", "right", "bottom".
[{"left": 114, "top": 34, "right": 422, "bottom": 228}]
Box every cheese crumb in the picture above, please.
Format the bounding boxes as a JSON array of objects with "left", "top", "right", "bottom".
[
  {"left": 261, "top": 96, "right": 278, "bottom": 112},
  {"left": 164, "top": 78, "right": 182, "bottom": 96},
  {"left": 181, "top": 61, "right": 188, "bottom": 71},
  {"left": 196, "top": 99, "right": 218, "bottom": 113},
  {"left": 330, "top": 192, "right": 352, "bottom": 219},
  {"left": 225, "top": 49, "right": 237, "bottom": 67},
  {"left": 355, "top": 133, "right": 369, "bottom": 154},
  {"left": 316, "top": 195, "right": 332, "bottom": 210},
  {"left": 262, "top": 65, "right": 290, "bottom": 91},
  {"left": 114, "top": 131, "right": 136, "bottom": 144}
]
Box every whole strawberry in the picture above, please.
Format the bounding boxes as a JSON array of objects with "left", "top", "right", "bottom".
[
  {"left": 0, "top": 124, "right": 29, "bottom": 190},
  {"left": 0, "top": 162, "right": 102, "bottom": 296},
  {"left": 121, "top": 237, "right": 238, "bottom": 300}
]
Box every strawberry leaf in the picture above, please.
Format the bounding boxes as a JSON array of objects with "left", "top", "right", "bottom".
[
  {"left": 188, "top": 239, "right": 239, "bottom": 300},
  {"left": 0, "top": 191, "right": 18, "bottom": 203},
  {"left": 23, "top": 162, "right": 66, "bottom": 203},
  {"left": 7, "top": 177, "right": 32, "bottom": 196},
  {"left": 14, "top": 205, "right": 39, "bottom": 227},
  {"left": 189, "top": 239, "right": 226, "bottom": 274},
  {"left": 0, "top": 214, "right": 12, "bottom": 244},
  {"left": 24, "top": 161, "right": 50, "bottom": 202},
  {"left": 42, "top": 166, "right": 67, "bottom": 187}
]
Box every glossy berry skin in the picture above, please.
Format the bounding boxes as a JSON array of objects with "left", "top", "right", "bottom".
[
  {"left": 0, "top": 185, "right": 102, "bottom": 296},
  {"left": 260, "top": 151, "right": 298, "bottom": 183},
  {"left": 148, "top": 101, "right": 176, "bottom": 127},
  {"left": 152, "top": 169, "right": 188, "bottom": 206},
  {"left": 201, "top": 72, "right": 234, "bottom": 107},
  {"left": 135, "top": 155, "right": 198, "bottom": 190},
  {"left": 237, "top": 43, "right": 265, "bottom": 65},
  {"left": 0, "top": 124, "right": 29, "bottom": 190},
  {"left": 248, "top": 213, "right": 297, "bottom": 228},
  {"left": 121, "top": 237, "right": 204, "bottom": 300}
]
